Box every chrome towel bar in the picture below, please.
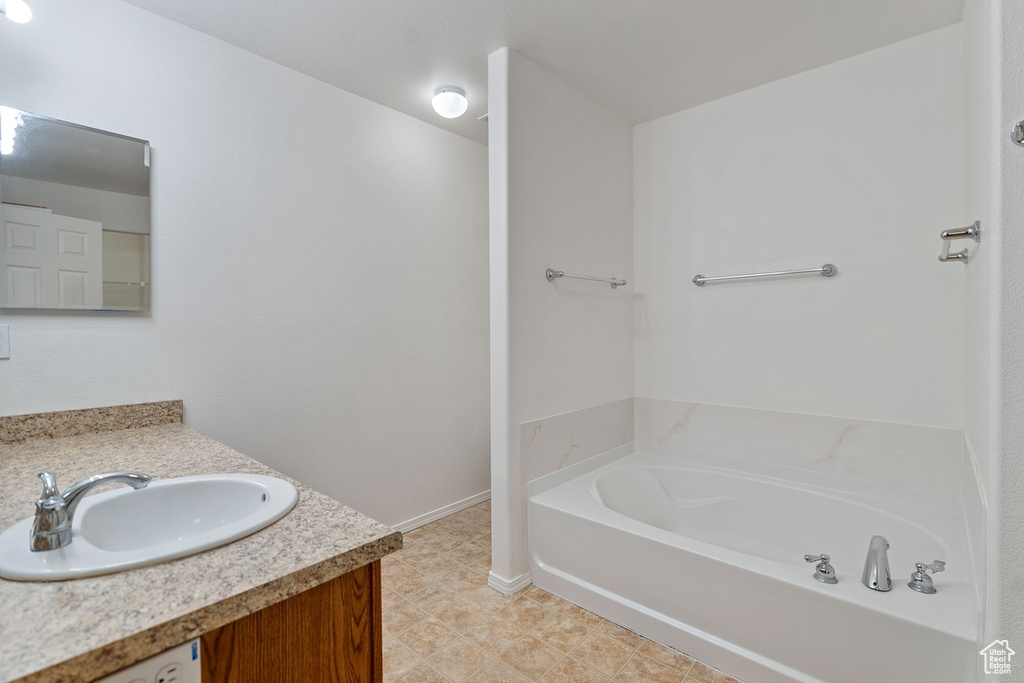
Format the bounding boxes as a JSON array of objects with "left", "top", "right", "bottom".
[
  {"left": 938, "top": 220, "right": 981, "bottom": 264},
  {"left": 692, "top": 264, "right": 836, "bottom": 286},
  {"left": 546, "top": 268, "right": 627, "bottom": 289}
]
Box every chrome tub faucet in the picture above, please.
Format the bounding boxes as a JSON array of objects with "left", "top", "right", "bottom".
[
  {"left": 30, "top": 470, "right": 151, "bottom": 551},
  {"left": 862, "top": 535, "right": 892, "bottom": 591}
]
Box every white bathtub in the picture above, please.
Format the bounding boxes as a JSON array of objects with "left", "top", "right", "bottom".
[{"left": 528, "top": 450, "right": 978, "bottom": 682}]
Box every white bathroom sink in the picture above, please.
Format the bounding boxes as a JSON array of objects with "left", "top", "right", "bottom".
[{"left": 0, "top": 474, "right": 298, "bottom": 581}]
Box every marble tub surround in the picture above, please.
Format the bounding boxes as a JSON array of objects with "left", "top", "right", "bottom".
[
  {"left": 634, "top": 398, "right": 965, "bottom": 495},
  {"left": 961, "top": 434, "right": 988, "bottom": 615},
  {"left": 520, "top": 398, "right": 634, "bottom": 484},
  {"left": 0, "top": 400, "right": 184, "bottom": 444},
  {"left": 0, "top": 423, "right": 402, "bottom": 683}
]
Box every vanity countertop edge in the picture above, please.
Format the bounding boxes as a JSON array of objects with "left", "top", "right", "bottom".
[{"left": 0, "top": 422, "right": 403, "bottom": 683}]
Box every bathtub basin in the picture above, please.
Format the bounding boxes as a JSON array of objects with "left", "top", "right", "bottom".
[{"left": 528, "top": 451, "right": 978, "bottom": 682}]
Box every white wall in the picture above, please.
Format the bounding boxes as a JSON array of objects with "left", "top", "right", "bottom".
[
  {"left": 962, "top": 0, "right": 1024, "bottom": 655},
  {"left": 489, "top": 48, "right": 633, "bottom": 589},
  {"left": 991, "top": 0, "right": 1024, "bottom": 655},
  {"left": 963, "top": 0, "right": 997, "bottom": 492},
  {"left": 962, "top": 0, "right": 998, "bottom": 647},
  {"left": 0, "top": 0, "right": 490, "bottom": 528},
  {"left": 634, "top": 27, "right": 965, "bottom": 429}
]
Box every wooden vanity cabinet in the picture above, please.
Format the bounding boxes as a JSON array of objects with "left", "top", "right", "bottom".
[{"left": 199, "top": 561, "right": 382, "bottom": 682}]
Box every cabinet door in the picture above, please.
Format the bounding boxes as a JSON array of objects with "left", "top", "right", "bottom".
[
  {"left": 2, "top": 204, "right": 103, "bottom": 308},
  {"left": 200, "top": 561, "right": 382, "bottom": 683}
]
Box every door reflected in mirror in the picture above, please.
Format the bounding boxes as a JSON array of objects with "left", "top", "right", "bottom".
[{"left": 0, "top": 106, "right": 150, "bottom": 311}]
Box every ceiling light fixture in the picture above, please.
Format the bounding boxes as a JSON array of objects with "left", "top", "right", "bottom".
[
  {"left": 432, "top": 86, "right": 468, "bottom": 119},
  {"left": 0, "top": 0, "right": 33, "bottom": 23}
]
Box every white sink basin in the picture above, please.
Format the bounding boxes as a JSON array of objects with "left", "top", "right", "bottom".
[{"left": 0, "top": 474, "right": 298, "bottom": 581}]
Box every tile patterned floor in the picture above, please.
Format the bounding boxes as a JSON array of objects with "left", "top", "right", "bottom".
[{"left": 382, "top": 501, "right": 743, "bottom": 683}]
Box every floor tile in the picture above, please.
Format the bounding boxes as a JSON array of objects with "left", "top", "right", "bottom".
[
  {"left": 427, "top": 638, "right": 496, "bottom": 682},
  {"left": 443, "top": 566, "right": 491, "bottom": 593},
  {"left": 685, "top": 662, "right": 741, "bottom": 683},
  {"left": 387, "top": 560, "right": 438, "bottom": 597},
  {"left": 530, "top": 610, "right": 592, "bottom": 653},
  {"left": 410, "top": 583, "right": 461, "bottom": 615},
  {"left": 468, "top": 658, "right": 532, "bottom": 682},
  {"left": 497, "top": 596, "right": 552, "bottom": 631},
  {"left": 637, "top": 641, "right": 694, "bottom": 674},
  {"left": 383, "top": 637, "right": 423, "bottom": 682},
  {"left": 419, "top": 554, "right": 467, "bottom": 580},
  {"left": 431, "top": 515, "right": 470, "bottom": 535},
  {"left": 448, "top": 542, "right": 491, "bottom": 567},
  {"left": 464, "top": 614, "right": 528, "bottom": 656},
  {"left": 398, "top": 616, "right": 461, "bottom": 658},
  {"left": 464, "top": 584, "right": 516, "bottom": 613},
  {"left": 396, "top": 542, "right": 445, "bottom": 567},
  {"left": 499, "top": 634, "right": 565, "bottom": 681},
  {"left": 522, "top": 586, "right": 567, "bottom": 610},
  {"left": 539, "top": 656, "right": 610, "bottom": 682},
  {"left": 432, "top": 596, "right": 490, "bottom": 633},
  {"left": 384, "top": 595, "right": 432, "bottom": 635},
  {"left": 383, "top": 586, "right": 408, "bottom": 610},
  {"left": 613, "top": 653, "right": 686, "bottom": 682},
  {"left": 595, "top": 621, "right": 646, "bottom": 650},
  {"left": 568, "top": 632, "right": 634, "bottom": 678},
  {"left": 397, "top": 662, "right": 450, "bottom": 683},
  {"left": 406, "top": 526, "right": 464, "bottom": 552},
  {"left": 558, "top": 603, "right": 604, "bottom": 629}
]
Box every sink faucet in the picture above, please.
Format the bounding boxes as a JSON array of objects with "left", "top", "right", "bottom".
[
  {"left": 30, "top": 470, "right": 151, "bottom": 551},
  {"left": 862, "top": 535, "right": 892, "bottom": 591}
]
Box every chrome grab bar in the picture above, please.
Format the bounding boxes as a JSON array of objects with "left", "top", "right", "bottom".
[
  {"left": 692, "top": 264, "right": 836, "bottom": 286},
  {"left": 546, "top": 268, "right": 627, "bottom": 289}
]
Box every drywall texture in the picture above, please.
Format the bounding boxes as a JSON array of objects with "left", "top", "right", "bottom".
[
  {"left": 0, "top": 0, "right": 489, "bottom": 528},
  {"left": 634, "top": 26, "right": 965, "bottom": 428},
  {"left": 506, "top": 53, "right": 634, "bottom": 425},
  {"left": 992, "top": 0, "right": 1024, "bottom": 654},
  {"left": 489, "top": 48, "right": 633, "bottom": 586}
]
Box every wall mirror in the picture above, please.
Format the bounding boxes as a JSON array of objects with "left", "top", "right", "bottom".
[{"left": 0, "top": 106, "right": 150, "bottom": 311}]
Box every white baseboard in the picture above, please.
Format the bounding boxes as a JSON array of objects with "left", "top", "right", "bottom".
[
  {"left": 488, "top": 570, "right": 532, "bottom": 596},
  {"left": 393, "top": 490, "right": 491, "bottom": 533}
]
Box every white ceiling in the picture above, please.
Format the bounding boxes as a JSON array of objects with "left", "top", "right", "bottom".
[{"left": 122, "top": 0, "right": 964, "bottom": 146}]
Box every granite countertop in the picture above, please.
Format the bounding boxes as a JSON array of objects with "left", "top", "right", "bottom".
[{"left": 0, "top": 422, "right": 403, "bottom": 683}]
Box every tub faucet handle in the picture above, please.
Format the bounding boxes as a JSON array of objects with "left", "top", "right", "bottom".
[
  {"left": 908, "top": 560, "right": 945, "bottom": 594},
  {"left": 804, "top": 554, "right": 838, "bottom": 584}
]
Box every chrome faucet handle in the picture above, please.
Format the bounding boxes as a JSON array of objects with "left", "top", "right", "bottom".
[
  {"left": 31, "top": 471, "right": 72, "bottom": 551},
  {"left": 804, "top": 554, "right": 838, "bottom": 584},
  {"left": 908, "top": 560, "right": 946, "bottom": 594},
  {"left": 38, "top": 471, "right": 60, "bottom": 498},
  {"left": 29, "top": 470, "right": 151, "bottom": 552}
]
